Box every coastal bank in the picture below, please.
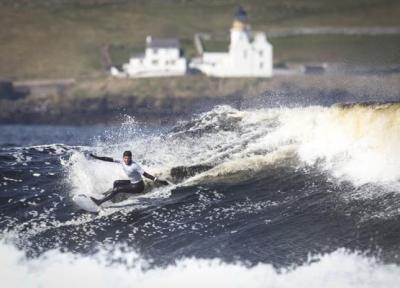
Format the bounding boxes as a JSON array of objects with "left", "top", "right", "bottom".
[{"left": 0, "top": 74, "right": 399, "bottom": 125}]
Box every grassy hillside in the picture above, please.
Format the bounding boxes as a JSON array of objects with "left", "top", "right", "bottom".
[
  {"left": 0, "top": 0, "right": 399, "bottom": 79},
  {"left": 271, "top": 35, "right": 400, "bottom": 66}
]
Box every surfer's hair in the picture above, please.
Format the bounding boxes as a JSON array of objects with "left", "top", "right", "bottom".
[{"left": 123, "top": 150, "right": 132, "bottom": 157}]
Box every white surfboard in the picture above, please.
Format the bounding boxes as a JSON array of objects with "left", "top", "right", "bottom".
[{"left": 73, "top": 194, "right": 100, "bottom": 213}]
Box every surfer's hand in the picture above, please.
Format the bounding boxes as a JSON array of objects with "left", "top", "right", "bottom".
[
  {"left": 159, "top": 180, "right": 169, "bottom": 186},
  {"left": 155, "top": 178, "right": 169, "bottom": 186}
]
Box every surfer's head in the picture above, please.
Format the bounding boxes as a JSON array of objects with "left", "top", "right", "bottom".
[{"left": 123, "top": 150, "right": 132, "bottom": 165}]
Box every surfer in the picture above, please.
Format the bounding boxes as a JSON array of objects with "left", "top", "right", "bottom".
[{"left": 88, "top": 150, "right": 169, "bottom": 205}]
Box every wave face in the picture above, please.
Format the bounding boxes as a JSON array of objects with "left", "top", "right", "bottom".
[{"left": 1, "top": 103, "right": 400, "bottom": 286}]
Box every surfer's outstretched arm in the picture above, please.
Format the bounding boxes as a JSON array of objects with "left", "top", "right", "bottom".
[
  {"left": 143, "top": 172, "right": 169, "bottom": 186},
  {"left": 89, "top": 153, "right": 115, "bottom": 163}
]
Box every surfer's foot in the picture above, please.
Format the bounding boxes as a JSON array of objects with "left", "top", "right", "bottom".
[{"left": 90, "top": 196, "right": 101, "bottom": 206}]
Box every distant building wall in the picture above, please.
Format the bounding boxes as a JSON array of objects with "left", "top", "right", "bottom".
[{"left": 112, "top": 36, "right": 187, "bottom": 78}]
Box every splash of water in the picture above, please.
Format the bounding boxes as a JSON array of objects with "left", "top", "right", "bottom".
[
  {"left": 66, "top": 103, "right": 400, "bottom": 198},
  {"left": 1, "top": 241, "right": 399, "bottom": 288}
]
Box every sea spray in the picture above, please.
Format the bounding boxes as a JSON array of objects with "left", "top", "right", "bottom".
[{"left": 0, "top": 241, "right": 399, "bottom": 288}]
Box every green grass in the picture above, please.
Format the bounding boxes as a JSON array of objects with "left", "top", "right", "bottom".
[
  {"left": 109, "top": 45, "right": 144, "bottom": 68},
  {"left": 197, "top": 34, "right": 400, "bottom": 66},
  {"left": 270, "top": 35, "right": 400, "bottom": 66},
  {"left": 0, "top": 0, "right": 399, "bottom": 79},
  {"left": 203, "top": 39, "right": 230, "bottom": 53}
]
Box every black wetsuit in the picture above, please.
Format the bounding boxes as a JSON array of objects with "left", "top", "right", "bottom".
[{"left": 92, "top": 180, "right": 144, "bottom": 205}]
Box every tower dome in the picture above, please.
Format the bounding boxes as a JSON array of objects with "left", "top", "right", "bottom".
[{"left": 232, "top": 6, "right": 249, "bottom": 30}]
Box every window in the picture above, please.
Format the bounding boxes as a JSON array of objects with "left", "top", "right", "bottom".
[
  {"left": 153, "top": 48, "right": 158, "bottom": 54},
  {"left": 259, "top": 50, "right": 263, "bottom": 57},
  {"left": 152, "top": 60, "right": 159, "bottom": 65},
  {"left": 243, "top": 50, "right": 247, "bottom": 59},
  {"left": 259, "top": 62, "right": 264, "bottom": 69}
]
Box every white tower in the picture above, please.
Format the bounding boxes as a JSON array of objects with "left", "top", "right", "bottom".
[
  {"left": 229, "top": 6, "right": 250, "bottom": 49},
  {"left": 189, "top": 6, "right": 273, "bottom": 78}
]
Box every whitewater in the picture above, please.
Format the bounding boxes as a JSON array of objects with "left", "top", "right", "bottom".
[{"left": 1, "top": 102, "right": 399, "bottom": 287}]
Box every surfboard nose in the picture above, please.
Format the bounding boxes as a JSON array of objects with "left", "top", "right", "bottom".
[{"left": 72, "top": 194, "right": 100, "bottom": 213}]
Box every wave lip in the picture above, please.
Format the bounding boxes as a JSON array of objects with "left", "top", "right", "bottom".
[
  {"left": 179, "top": 102, "right": 400, "bottom": 186},
  {"left": 284, "top": 103, "right": 400, "bottom": 185}
]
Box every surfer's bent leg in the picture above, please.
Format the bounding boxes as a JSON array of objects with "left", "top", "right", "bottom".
[
  {"left": 91, "top": 180, "right": 145, "bottom": 205},
  {"left": 115, "top": 181, "right": 145, "bottom": 195}
]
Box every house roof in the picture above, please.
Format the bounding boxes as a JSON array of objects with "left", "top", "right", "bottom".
[{"left": 146, "top": 37, "right": 180, "bottom": 49}]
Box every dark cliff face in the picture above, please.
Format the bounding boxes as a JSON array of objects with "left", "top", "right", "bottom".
[
  {"left": 0, "top": 92, "right": 242, "bottom": 125},
  {"left": 0, "top": 76, "right": 249, "bottom": 125},
  {"left": 1, "top": 75, "right": 399, "bottom": 125},
  {"left": 0, "top": 81, "right": 14, "bottom": 100},
  {"left": 0, "top": 95, "right": 174, "bottom": 125}
]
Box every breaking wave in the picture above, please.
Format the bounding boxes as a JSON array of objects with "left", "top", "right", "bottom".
[{"left": 67, "top": 102, "right": 400, "bottom": 199}]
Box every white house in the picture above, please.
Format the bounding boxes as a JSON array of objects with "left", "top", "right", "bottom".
[
  {"left": 111, "top": 36, "right": 187, "bottom": 78},
  {"left": 190, "top": 7, "right": 273, "bottom": 78}
]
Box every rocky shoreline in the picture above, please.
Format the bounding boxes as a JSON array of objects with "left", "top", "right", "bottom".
[{"left": 1, "top": 75, "right": 399, "bottom": 125}]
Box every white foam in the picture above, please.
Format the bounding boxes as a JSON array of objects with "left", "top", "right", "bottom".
[
  {"left": 66, "top": 104, "right": 400, "bottom": 200},
  {"left": 67, "top": 152, "right": 127, "bottom": 197},
  {"left": 0, "top": 241, "right": 399, "bottom": 288},
  {"left": 275, "top": 104, "right": 400, "bottom": 186}
]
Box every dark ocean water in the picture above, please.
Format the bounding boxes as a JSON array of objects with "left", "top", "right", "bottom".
[{"left": 1, "top": 104, "right": 400, "bottom": 287}]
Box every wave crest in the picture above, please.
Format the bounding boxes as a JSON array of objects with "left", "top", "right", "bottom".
[{"left": 66, "top": 102, "right": 400, "bottom": 198}]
